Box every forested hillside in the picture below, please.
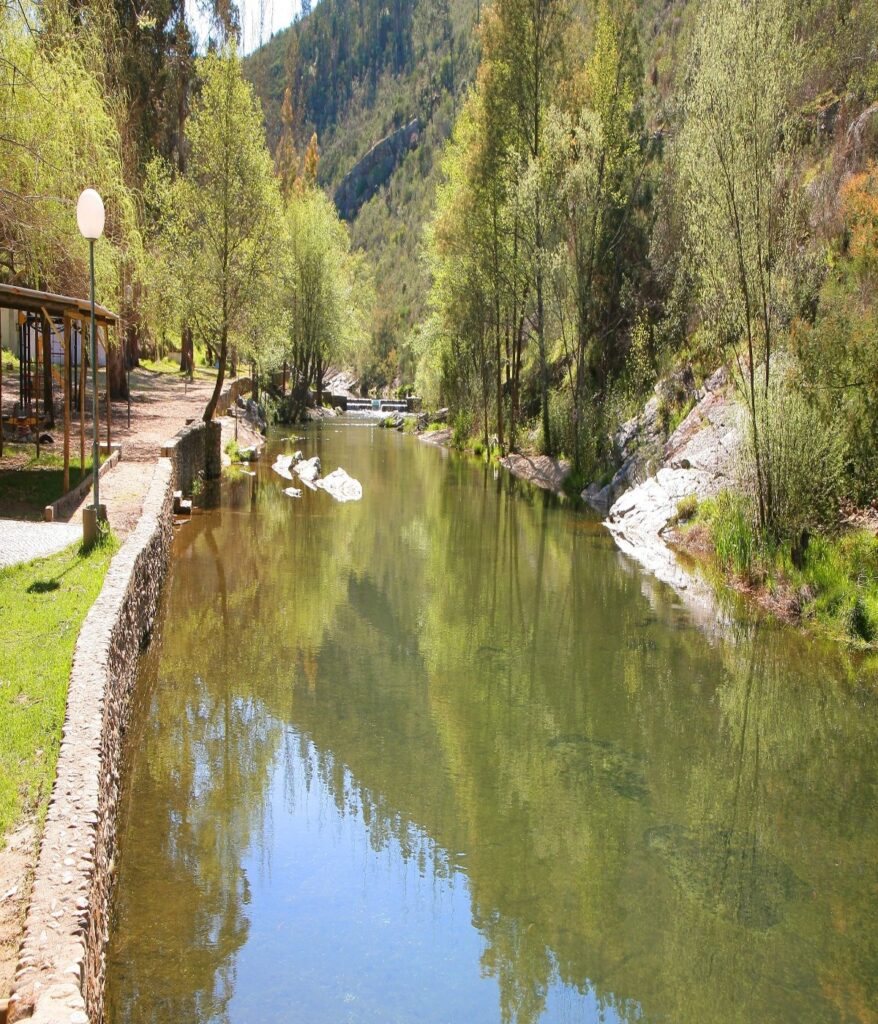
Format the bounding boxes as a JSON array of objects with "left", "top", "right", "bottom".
[{"left": 245, "top": 0, "right": 480, "bottom": 387}]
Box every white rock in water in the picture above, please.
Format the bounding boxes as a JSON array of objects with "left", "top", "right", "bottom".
[
  {"left": 292, "top": 450, "right": 304, "bottom": 462},
  {"left": 283, "top": 487, "right": 302, "bottom": 498},
  {"left": 295, "top": 456, "right": 321, "bottom": 484},
  {"left": 315, "top": 467, "right": 363, "bottom": 503},
  {"left": 272, "top": 454, "right": 294, "bottom": 480}
]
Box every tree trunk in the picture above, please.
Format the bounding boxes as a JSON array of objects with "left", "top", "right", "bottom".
[
  {"left": 180, "top": 323, "right": 194, "bottom": 377},
  {"left": 204, "top": 325, "right": 227, "bottom": 422},
  {"left": 107, "top": 333, "right": 129, "bottom": 400}
]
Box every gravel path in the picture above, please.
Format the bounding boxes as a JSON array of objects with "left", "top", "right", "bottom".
[
  {"left": 0, "top": 518, "right": 82, "bottom": 569},
  {"left": 1, "top": 367, "right": 235, "bottom": 557}
]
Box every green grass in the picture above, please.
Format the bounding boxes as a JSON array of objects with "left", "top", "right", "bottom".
[
  {"left": 0, "top": 444, "right": 102, "bottom": 510},
  {"left": 692, "top": 492, "right": 878, "bottom": 646},
  {"left": 0, "top": 538, "right": 117, "bottom": 844},
  {"left": 140, "top": 355, "right": 183, "bottom": 375}
]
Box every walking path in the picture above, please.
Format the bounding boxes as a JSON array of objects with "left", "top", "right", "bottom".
[
  {"left": 0, "top": 368, "right": 228, "bottom": 565},
  {"left": 0, "top": 518, "right": 81, "bottom": 569}
]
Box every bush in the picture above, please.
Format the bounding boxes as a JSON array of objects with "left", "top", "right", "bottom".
[
  {"left": 675, "top": 494, "right": 699, "bottom": 523},
  {"left": 708, "top": 491, "right": 758, "bottom": 579},
  {"left": 738, "top": 379, "right": 844, "bottom": 540},
  {"left": 472, "top": 439, "right": 485, "bottom": 458},
  {"left": 224, "top": 439, "right": 242, "bottom": 461},
  {"left": 451, "top": 411, "right": 473, "bottom": 450}
]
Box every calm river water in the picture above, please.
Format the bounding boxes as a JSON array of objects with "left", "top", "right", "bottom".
[{"left": 106, "top": 420, "right": 878, "bottom": 1024}]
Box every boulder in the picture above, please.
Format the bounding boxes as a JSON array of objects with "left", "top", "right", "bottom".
[
  {"left": 295, "top": 456, "right": 321, "bottom": 487},
  {"left": 314, "top": 467, "right": 363, "bottom": 503}
]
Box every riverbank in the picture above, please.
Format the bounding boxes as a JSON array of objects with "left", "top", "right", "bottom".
[{"left": 0, "top": 377, "right": 245, "bottom": 1022}]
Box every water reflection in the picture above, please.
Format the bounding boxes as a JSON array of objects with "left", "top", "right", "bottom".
[{"left": 107, "top": 423, "right": 878, "bottom": 1024}]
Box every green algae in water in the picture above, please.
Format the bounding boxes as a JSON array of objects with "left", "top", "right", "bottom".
[
  {"left": 645, "top": 824, "right": 806, "bottom": 929},
  {"left": 547, "top": 734, "right": 650, "bottom": 802}
]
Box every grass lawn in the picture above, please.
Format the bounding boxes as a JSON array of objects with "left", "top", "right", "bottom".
[
  {"left": 0, "top": 538, "right": 117, "bottom": 845},
  {"left": 0, "top": 444, "right": 102, "bottom": 514}
]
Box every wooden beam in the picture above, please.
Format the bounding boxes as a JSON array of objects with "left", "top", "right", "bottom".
[
  {"left": 80, "top": 316, "right": 85, "bottom": 473},
  {"left": 63, "top": 315, "right": 70, "bottom": 493},
  {"left": 102, "top": 324, "right": 111, "bottom": 450}
]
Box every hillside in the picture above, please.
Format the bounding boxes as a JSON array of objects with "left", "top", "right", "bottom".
[{"left": 245, "top": 0, "right": 480, "bottom": 389}]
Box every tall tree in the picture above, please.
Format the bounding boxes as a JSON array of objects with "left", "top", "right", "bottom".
[
  {"left": 160, "top": 46, "right": 280, "bottom": 422},
  {"left": 681, "top": 0, "right": 801, "bottom": 534}
]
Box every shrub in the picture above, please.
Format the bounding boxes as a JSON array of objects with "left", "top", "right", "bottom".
[
  {"left": 472, "top": 439, "right": 485, "bottom": 458},
  {"left": 451, "top": 411, "right": 473, "bottom": 450},
  {"left": 675, "top": 494, "right": 699, "bottom": 523},
  {"left": 224, "top": 439, "right": 242, "bottom": 461},
  {"left": 710, "top": 491, "right": 758, "bottom": 579},
  {"left": 737, "top": 379, "right": 844, "bottom": 540}
]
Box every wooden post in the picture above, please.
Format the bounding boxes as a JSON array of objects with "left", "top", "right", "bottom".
[
  {"left": 34, "top": 315, "right": 40, "bottom": 459},
  {"left": 103, "top": 324, "right": 111, "bottom": 450},
  {"left": 0, "top": 333, "right": 3, "bottom": 459},
  {"left": 63, "top": 315, "right": 70, "bottom": 493},
  {"left": 80, "top": 316, "right": 86, "bottom": 473}
]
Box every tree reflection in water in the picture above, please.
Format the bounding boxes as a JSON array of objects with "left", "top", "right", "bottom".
[{"left": 107, "top": 424, "right": 878, "bottom": 1024}]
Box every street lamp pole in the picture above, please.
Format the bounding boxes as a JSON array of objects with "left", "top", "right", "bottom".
[
  {"left": 77, "top": 188, "right": 106, "bottom": 542},
  {"left": 89, "top": 237, "right": 99, "bottom": 511}
]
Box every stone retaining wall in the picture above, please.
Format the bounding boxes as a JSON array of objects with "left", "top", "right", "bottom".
[
  {"left": 214, "top": 376, "right": 253, "bottom": 418},
  {"left": 8, "top": 459, "right": 175, "bottom": 1024},
  {"left": 159, "top": 419, "right": 221, "bottom": 494}
]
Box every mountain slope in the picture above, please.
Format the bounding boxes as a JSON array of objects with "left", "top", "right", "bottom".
[{"left": 245, "top": 0, "right": 479, "bottom": 388}]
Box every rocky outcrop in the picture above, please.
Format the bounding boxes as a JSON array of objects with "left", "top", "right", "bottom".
[
  {"left": 603, "top": 367, "right": 739, "bottom": 596},
  {"left": 583, "top": 365, "right": 701, "bottom": 514},
  {"left": 500, "top": 454, "right": 570, "bottom": 495},
  {"left": 334, "top": 118, "right": 421, "bottom": 220}
]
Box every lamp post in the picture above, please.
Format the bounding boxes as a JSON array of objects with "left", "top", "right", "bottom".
[{"left": 77, "top": 188, "right": 105, "bottom": 543}]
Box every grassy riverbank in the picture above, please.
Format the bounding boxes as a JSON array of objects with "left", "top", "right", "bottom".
[
  {"left": 674, "top": 493, "right": 878, "bottom": 649},
  {"left": 0, "top": 539, "right": 117, "bottom": 845}
]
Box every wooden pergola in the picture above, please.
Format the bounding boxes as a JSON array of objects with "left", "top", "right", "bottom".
[{"left": 0, "top": 282, "right": 119, "bottom": 492}]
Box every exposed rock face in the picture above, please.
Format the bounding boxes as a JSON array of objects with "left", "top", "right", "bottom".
[
  {"left": 500, "top": 454, "right": 570, "bottom": 495},
  {"left": 334, "top": 118, "right": 421, "bottom": 220},
  {"left": 583, "top": 365, "right": 701, "bottom": 514},
  {"left": 603, "top": 367, "right": 739, "bottom": 597}
]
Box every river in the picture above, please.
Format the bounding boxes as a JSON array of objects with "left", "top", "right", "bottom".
[{"left": 106, "top": 420, "right": 878, "bottom": 1024}]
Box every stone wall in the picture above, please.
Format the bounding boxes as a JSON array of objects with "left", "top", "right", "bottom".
[
  {"left": 160, "top": 378, "right": 251, "bottom": 493},
  {"left": 214, "top": 376, "right": 252, "bottom": 418},
  {"left": 8, "top": 459, "right": 175, "bottom": 1024},
  {"left": 159, "top": 419, "right": 221, "bottom": 494}
]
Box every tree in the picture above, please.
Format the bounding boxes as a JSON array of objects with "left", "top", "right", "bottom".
[
  {"left": 680, "top": 0, "right": 801, "bottom": 535},
  {"left": 280, "top": 183, "right": 369, "bottom": 416},
  {"left": 159, "top": 47, "right": 281, "bottom": 422},
  {"left": 547, "top": 1, "right": 646, "bottom": 471},
  {"left": 480, "top": 0, "right": 571, "bottom": 454}
]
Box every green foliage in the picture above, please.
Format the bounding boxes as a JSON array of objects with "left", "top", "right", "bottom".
[
  {"left": 736, "top": 380, "right": 845, "bottom": 541},
  {"left": 0, "top": 540, "right": 117, "bottom": 843},
  {"left": 675, "top": 494, "right": 699, "bottom": 523},
  {"left": 451, "top": 410, "right": 473, "bottom": 450},
  {"left": 700, "top": 491, "right": 758, "bottom": 580},
  {"left": 278, "top": 183, "right": 373, "bottom": 415},
  {"left": 0, "top": 2, "right": 143, "bottom": 306},
  {"left": 149, "top": 47, "right": 282, "bottom": 421}
]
